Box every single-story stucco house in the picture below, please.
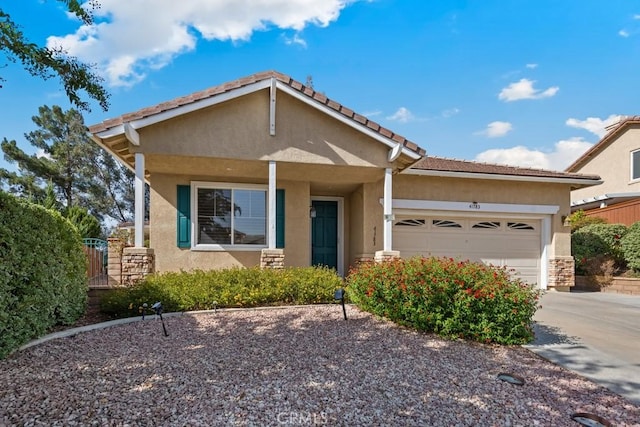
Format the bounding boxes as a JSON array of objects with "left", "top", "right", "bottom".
[{"left": 89, "top": 71, "right": 601, "bottom": 290}]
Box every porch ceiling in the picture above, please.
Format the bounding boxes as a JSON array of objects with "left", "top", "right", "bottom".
[{"left": 145, "top": 155, "right": 383, "bottom": 193}]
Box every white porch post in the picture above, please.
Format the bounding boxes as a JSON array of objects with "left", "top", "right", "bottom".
[
  {"left": 134, "top": 152, "right": 145, "bottom": 248},
  {"left": 383, "top": 167, "right": 393, "bottom": 252},
  {"left": 268, "top": 160, "right": 276, "bottom": 249}
]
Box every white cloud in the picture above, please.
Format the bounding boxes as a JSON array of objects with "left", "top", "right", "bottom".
[
  {"left": 386, "top": 107, "right": 415, "bottom": 123},
  {"left": 525, "top": 63, "right": 538, "bottom": 69},
  {"left": 474, "top": 137, "right": 594, "bottom": 171},
  {"left": 634, "top": 14, "right": 640, "bottom": 20},
  {"left": 362, "top": 110, "right": 382, "bottom": 117},
  {"left": 47, "top": 0, "right": 355, "bottom": 87},
  {"left": 475, "top": 121, "right": 513, "bottom": 138},
  {"left": 284, "top": 33, "right": 307, "bottom": 48},
  {"left": 441, "top": 107, "right": 460, "bottom": 118},
  {"left": 619, "top": 29, "right": 630, "bottom": 37},
  {"left": 36, "top": 149, "right": 52, "bottom": 160},
  {"left": 566, "top": 114, "right": 622, "bottom": 138},
  {"left": 498, "top": 78, "right": 559, "bottom": 102}
]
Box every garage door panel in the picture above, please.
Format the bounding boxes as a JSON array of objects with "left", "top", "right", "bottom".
[{"left": 394, "top": 216, "right": 541, "bottom": 286}]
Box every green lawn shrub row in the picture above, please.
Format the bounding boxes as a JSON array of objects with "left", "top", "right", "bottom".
[
  {"left": 100, "top": 266, "right": 343, "bottom": 318},
  {"left": 346, "top": 257, "right": 540, "bottom": 345},
  {"left": 0, "top": 191, "right": 87, "bottom": 358}
]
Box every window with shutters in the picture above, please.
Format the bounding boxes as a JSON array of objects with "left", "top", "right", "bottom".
[{"left": 192, "top": 182, "right": 267, "bottom": 250}]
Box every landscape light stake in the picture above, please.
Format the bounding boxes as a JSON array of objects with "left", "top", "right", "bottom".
[
  {"left": 334, "top": 288, "right": 347, "bottom": 320},
  {"left": 152, "top": 302, "right": 169, "bottom": 337}
]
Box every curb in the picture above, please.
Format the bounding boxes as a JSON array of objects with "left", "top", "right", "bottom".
[{"left": 18, "top": 303, "right": 351, "bottom": 352}]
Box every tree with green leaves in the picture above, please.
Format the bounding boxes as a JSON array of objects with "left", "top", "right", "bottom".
[
  {"left": 0, "top": 1, "right": 109, "bottom": 111},
  {"left": 0, "top": 105, "right": 135, "bottom": 226}
]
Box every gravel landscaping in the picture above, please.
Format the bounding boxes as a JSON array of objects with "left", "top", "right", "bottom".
[{"left": 1, "top": 305, "right": 639, "bottom": 426}]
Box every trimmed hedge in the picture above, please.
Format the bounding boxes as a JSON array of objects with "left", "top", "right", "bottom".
[
  {"left": 621, "top": 226, "right": 640, "bottom": 271},
  {"left": 0, "top": 191, "right": 87, "bottom": 358},
  {"left": 100, "top": 266, "right": 343, "bottom": 318},
  {"left": 346, "top": 257, "right": 540, "bottom": 345},
  {"left": 572, "top": 223, "right": 627, "bottom": 274}
]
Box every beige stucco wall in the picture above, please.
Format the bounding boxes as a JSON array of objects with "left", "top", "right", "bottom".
[
  {"left": 138, "top": 89, "right": 393, "bottom": 169},
  {"left": 151, "top": 172, "right": 314, "bottom": 272},
  {"left": 148, "top": 164, "right": 573, "bottom": 274},
  {"left": 571, "top": 126, "right": 640, "bottom": 201}
]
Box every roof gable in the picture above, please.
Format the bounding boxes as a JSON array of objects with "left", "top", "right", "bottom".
[
  {"left": 89, "top": 70, "right": 425, "bottom": 160},
  {"left": 566, "top": 116, "right": 640, "bottom": 172}
]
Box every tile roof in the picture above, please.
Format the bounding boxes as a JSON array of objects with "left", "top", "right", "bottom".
[
  {"left": 410, "top": 156, "right": 601, "bottom": 181},
  {"left": 89, "top": 70, "right": 426, "bottom": 157},
  {"left": 565, "top": 115, "right": 640, "bottom": 172}
]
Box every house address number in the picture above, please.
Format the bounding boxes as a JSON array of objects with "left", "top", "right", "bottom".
[{"left": 469, "top": 202, "right": 481, "bottom": 209}]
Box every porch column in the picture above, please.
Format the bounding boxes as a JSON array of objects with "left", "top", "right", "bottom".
[
  {"left": 375, "top": 167, "right": 400, "bottom": 263},
  {"left": 268, "top": 160, "right": 276, "bottom": 249},
  {"left": 134, "top": 152, "right": 145, "bottom": 248},
  {"left": 261, "top": 160, "right": 284, "bottom": 269},
  {"left": 383, "top": 167, "right": 393, "bottom": 251}
]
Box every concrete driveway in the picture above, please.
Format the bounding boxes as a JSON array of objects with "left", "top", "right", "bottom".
[{"left": 525, "top": 291, "right": 640, "bottom": 404}]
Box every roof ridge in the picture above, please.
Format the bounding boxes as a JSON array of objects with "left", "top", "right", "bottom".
[
  {"left": 89, "top": 70, "right": 425, "bottom": 157},
  {"left": 425, "top": 154, "right": 579, "bottom": 175}
]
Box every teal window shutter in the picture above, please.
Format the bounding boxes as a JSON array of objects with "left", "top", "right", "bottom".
[
  {"left": 177, "top": 185, "right": 191, "bottom": 248},
  {"left": 276, "top": 189, "right": 285, "bottom": 248}
]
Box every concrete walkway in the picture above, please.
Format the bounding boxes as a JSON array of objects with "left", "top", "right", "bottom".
[{"left": 525, "top": 290, "right": 640, "bottom": 404}]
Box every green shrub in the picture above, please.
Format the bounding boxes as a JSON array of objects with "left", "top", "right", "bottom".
[
  {"left": 621, "top": 225, "right": 640, "bottom": 272},
  {"left": 572, "top": 223, "right": 627, "bottom": 273},
  {"left": 567, "top": 210, "right": 606, "bottom": 232},
  {"left": 100, "top": 266, "right": 343, "bottom": 318},
  {"left": 0, "top": 191, "right": 87, "bottom": 358},
  {"left": 346, "top": 257, "right": 540, "bottom": 345}
]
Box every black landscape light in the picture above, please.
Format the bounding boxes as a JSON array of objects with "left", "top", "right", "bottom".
[
  {"left": 334, "top": 288, "right": 347, "bottom": 320},
  {"left": 140, "top": 301, "right": 169, "bottom": 337},
  {"left": 570, "top": 412, "right": 612, "bottom": 427},
  {"left": 496, "top": 372, "right": 525, "bottom": 386},
  {"left": 151, "top": 302, "right": 169, "bottom": 337}
]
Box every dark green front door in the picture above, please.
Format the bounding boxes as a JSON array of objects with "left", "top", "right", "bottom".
[{"left": 311, "top": 200, "right": 338, "bottom": 270}]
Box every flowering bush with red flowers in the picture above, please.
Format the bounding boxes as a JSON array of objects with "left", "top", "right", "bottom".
[{"left": 346, "top": 257, "right": 540, "bottom": 345}]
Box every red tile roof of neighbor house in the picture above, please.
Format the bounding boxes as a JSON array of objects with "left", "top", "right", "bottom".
[
  {"left": 89, "top": 70, "right": 426, "bottom": 157},
  {"left": 410, "top": 156, "right": 601, "bottom": 181},
  {"left": 565, "top": 115, "right": 640, "bottom": 172}
]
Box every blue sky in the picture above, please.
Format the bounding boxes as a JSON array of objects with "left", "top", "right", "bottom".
[{"left": 1, "top": 0, "right": 639, "bottom": 172}]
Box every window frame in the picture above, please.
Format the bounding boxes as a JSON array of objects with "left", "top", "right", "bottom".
[
  {"left": 191, "top": 181, "right": 269, "bottom": 251},
  {"left": 631, "top": 149, "right": 640, "bottom": 182}
]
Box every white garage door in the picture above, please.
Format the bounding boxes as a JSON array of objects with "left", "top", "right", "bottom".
[{"left": 393, "top": 216, "right": 541, "bottom": 285}]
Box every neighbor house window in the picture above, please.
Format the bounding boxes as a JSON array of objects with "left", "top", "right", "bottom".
[
  {"left": 194, "top": 182, "right": 267, "bottom": 248},
  {"left": 632, "top": 150, "right": 640, "bottom": 181}
]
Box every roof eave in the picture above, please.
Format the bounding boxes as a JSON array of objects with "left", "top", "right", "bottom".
[
  {"left": 90, "top": 76, "right": 425, "bottom": 163},
  {"left": 402, "top": 168, "right": 603, "bottom": 187}
]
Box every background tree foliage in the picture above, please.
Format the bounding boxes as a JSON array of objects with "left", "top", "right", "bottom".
[
  {"left": 0, "top": 0, "right": 109, "bottom": 111},
  {"left": 0, "top": 105, "right": 135, "bottom": 231}
]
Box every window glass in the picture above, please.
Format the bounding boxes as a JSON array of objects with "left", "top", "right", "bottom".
[
  {"left": 233, "top": 190, "right": 266, "bottom": 245},
  {"left": 196, "top": 186, "right": 266, "bottom": 246},
  {"left": 633, "top": 150, "right": 640, "bottom": 180},
  {"left": 198, "top": 188, "right": 232, "bottom": 244}
]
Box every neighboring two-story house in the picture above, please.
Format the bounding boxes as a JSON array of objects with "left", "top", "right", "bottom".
[{"left": 567, "top": 116, "right": 640, "bottom": 225}]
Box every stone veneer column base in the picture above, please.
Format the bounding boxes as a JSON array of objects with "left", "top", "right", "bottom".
[
  {"left": 107, "top": 237, "right": 124, "bottom": 286},
  {"left": 548, "top": 256, "right": 575, "bottom": 291},
  {"left": 374, "top": 250, "right": 401, "bottom": 263},
  {"left": 261, "top": 249, "right": 285, "bottom": 269},
  {"left": 122, "top": 247, "right": 155, "bottom": 285}
]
